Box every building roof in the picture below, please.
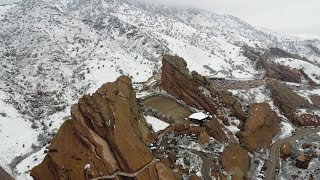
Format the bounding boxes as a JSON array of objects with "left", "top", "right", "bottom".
[{"left": 189, "top": 112, "right": 209, "bottom": 121}]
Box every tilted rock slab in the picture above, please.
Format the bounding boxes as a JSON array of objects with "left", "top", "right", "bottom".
[
  {"left": 240, "top": 103, "right": 280, "bottom": 152},
  {"left": 31, "top": 76, "right": 175, "bottom": 180}
]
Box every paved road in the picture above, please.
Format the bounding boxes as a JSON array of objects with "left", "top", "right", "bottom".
[
  {"left": 191, "top": 150, "right": 214, "bottom": 180},
  {"left": 264, "top": 127, "right": 320, "bottom": 180},
  {"left": 0, "top": 166, "right": 14, "bottom": 180},
  {"left": 91, "top": 159, "right": 157, "bottom": 180}
]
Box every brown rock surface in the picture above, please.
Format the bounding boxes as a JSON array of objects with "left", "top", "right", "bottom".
[
  {"left": 31, "top": 76, "right": 175, "bottom": 180},
  {"left": 310, "top": 95, "right": 320, "bottom": 106},
  {"left": 294, "top": 114, "right": 320, "bottom": 127},
  {"left": 280, "top": 142, "right": 292, "bottom": 159},
  {"left": 219, "top": 143, "right": 250, "bottom": 180},
  {"left": 266, "top": 63, "right": 302, "bottom": 83},
  {"left": 266, "top": 80, "right": 309, "bottom": 120},
  {"left": 161, "top": 55, "right": 218, "bottom": 115},
  {"left": 205, "top": 119, "right": 231, "bottom": 143},
  {"left": 161, "top": 55, "right": 244, "bottom": 142},
  {"left": 302, "top": 143, "right": 312, "bottom": 149},
  {"left": 190, "top": 174, "right": 201, "bottom": 180},
  {"left": 239, "top": 103, "right": 279, "bottom": 152},
  {"left": 269, "top": 47, "right": 306, "bottom": 60},
  {"left": 295, "top": 154, "right": 312, "bottom": 169},
  {"left": 198, "top": 131, "right": 210, "bottom": 144}
]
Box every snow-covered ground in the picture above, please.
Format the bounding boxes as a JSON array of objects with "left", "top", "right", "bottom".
[
  {"left": 145, "top": 116, "right": 169, "bottom": 132},
  {"left": 0, "top": 0, "right": 320, "bottom": 178}
]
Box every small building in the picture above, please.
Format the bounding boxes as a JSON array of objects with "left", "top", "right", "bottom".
[{"left": 188, "top": 112, "right": 212, "bottom": 125}]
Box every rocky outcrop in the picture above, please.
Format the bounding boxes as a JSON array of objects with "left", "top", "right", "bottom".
[
  {"left": 280, "top": 142, "right": 292, "bottom": 159},
  {"left": 219, "top": 143, "right": 250, "bottom": 180},
  {"left": 31, "top": 76, "right": 176, "bottom": 180},
  {"left": 294, "top": 114, "right": 320, "bottom": 127},
  {"left": 239, "top": 103, "right": 279, "bottom": 152},
  {"left": 269, "top": 47, "right": 306, "bottom": 60},
  {"left": 241, "top": 45, "right": 268, "bottom": 70},
  {"left": 217, "top": 90, "right": 246, "bottom": 121},
  {"left": 266, "top": 63, "right": 302, "bottom": 83},
  {"left": 161, "top": 55, "right": 218, "bottom": 115},
  {"left": 161, "top": 55, "right": 245, "bottom": 142},
  {"left": 266, "top": 80, "right": 309, "bottom": 120}
]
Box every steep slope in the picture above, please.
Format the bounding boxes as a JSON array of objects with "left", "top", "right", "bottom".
[{"left": 0, "top": 0, "right": 320, "bottom": 179}]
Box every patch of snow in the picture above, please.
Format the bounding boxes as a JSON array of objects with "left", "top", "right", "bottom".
[
  {"left": 189, "top": 112, "right": 209, "bottom": 120},
  {"left": 145, "top": 116, "right": 169, "bottom": 132}
]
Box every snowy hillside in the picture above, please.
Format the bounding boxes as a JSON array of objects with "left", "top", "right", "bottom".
[{"left": 0, "top": 0, "right": 320, "bottom": 179}]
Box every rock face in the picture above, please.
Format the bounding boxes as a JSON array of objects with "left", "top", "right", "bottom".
[
  {"left": 294, "top": 114, "right": 320, "bottom": 127},
  {"left": 266, "top": 63, "right": 302, "bottom": 83},
  {"left": 205, "top": 119, "right": 233, "bottom": 143},
  {"left": 161, "top": 55, "right": 218, "bottom": 115},
  {"left": 161, "top": 55, "right": 245, "bottom": 141},
  {"left": 266, "top": 80, "right": 309, "bottom": 120},
  {"left": 239, "top": 103, "right": 279, "bottom": 152},
  {"left": 280, "top": 142, "right": 292, "bottom": 159},
  {"left": 31, "top": 76, "right": 175, "bottom": 180},
  {"left": 219, "top": 143, "right": 250, "bottom": 180},
  {"left": 269, "top": 47, "right": 306, "bottom": 60}
]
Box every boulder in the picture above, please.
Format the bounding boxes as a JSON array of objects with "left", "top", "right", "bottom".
[
  {"left": 295, "top": 154, "right": 312, "bottom": 169},
  {"left": 239, "top": 103, "right": 279, "bottom": 152},
  {"left": 31, "top": 76, "right": 175, "bottom": 180},
  {"left": 280, "top": 142, "right": 292, "bottom": 159},
  {"left": 302, "top": 143, "right": 312, "bottom": 149},
  {"left": 265, "top": 63, "right": 302, "bottom": 83},
  {"left": 266, "top": 80, "right": 309, "bottom": 120},
  {"left": 294, "top": 114, "right": 320, "bottom": 127},
  {"left": 219, "top": 143, "right": 251, "bottom": 180}
]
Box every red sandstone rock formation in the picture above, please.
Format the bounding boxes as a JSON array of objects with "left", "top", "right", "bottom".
[
  {"left": 266, "top": 63, "right": 302, "bottom": 83},
  {"left": 280, "top": 142, "right": 292, "bottom": 159},
  {"left": 31, "top": 76, "right": 176, "bottom": 180},
  {"left": 239, "top": 103, "right": 279, "bottom": 152},
  {"left": 266, "top": 80, "right": 309, "bottom": 120},
  {"left": 219, "top": 143, "right": 251, "bottom": 180},
  {"left": 294, "top": 114, "right": 320, "bottom": 127}
]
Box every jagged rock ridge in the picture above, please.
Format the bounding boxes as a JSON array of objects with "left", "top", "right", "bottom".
[{"left": 31, "top": 76, "right": 175, "bottom": 180}]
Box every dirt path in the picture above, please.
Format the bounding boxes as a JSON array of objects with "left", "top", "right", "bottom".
[
  {"left": 264, "top": 127, "right": 320, "bottom": 180},
  {"left": 91, "top": 159, "right": 157, "bottom": 179},
  {"left": 0, "top": 167, "right": 14, "bottom": 180},
  {"left": 144, "top": 96, "right": 192, "bottom": 123},
  {"left": 191, "top": 150, "right": 214, "bottom": 180}
]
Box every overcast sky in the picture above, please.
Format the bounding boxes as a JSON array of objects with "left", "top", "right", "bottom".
[{"left": 1, "top": 0, "right": 319, "bottom": 35}]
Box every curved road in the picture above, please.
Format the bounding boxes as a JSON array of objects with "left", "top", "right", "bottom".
[
  {"left": 264, "top": 127, "right": 320, "bottom": 180},
  {"left": 91, "top": 159, "right": 157, "bottom": 180},
  {"left": 191, "top": 150, "right": 214, "bottom": 180}
]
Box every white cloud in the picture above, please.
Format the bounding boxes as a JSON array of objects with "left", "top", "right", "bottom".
[{"left": 140, "top": 0, "right": 320, "bottom": 35}]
